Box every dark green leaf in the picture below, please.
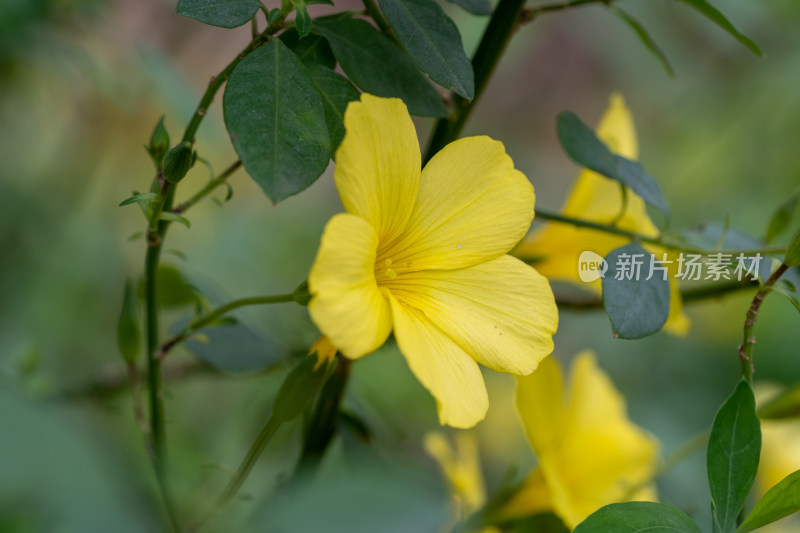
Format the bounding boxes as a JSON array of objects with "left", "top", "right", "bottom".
[
  {"left": 119, "top": 192, "right": 158, "bottom": 207},
  {"left": 305, "top": 63, "right": 360, "bottom": 151},
  {"left": 557, "top": 111, "right": 669, "bottom": 216},
  {"left": 137, "top": 264, "right": 199, "bottom": 310},
  {"left": 377, "top": 0, "right": 474, "bottom": 98},
  {"left": 610, "top": 6, "right": 674, "bottom": 77},
  {"left": 268, "top": 7, "right": 283, "bottom": 26},
  {"left": 678, "top": 224, "right": 772, "bottom": 282},
  {"left": 179, "top": 320, "right": 288, "bottom": 373},
  {"left": 574, "top": 502, "right": 702, "bottom": 533},
  {"left": 312, "top": 17, "right": 448, "bottom": 117},
  {"left": 117, "top": 279, "right": 140, "bottom": 364},
  {"left": 677, "top": 0, "right": 761, "bottom": 56},
  {"left": 737, "top": 469, "right": 800, "bottom": 532},
  {"left": 445, "top": 0, "right": 491, "bottom": 16},
  {"left": 758, "top": 383, "right": 800, "bottom": 420},
  {"left": 602, "top": 242, "right": 670, "bottom": 339},
  {"left": 280, "top": 29, "right": 336, "bottom": 68},
  {"left": 707, "top": 380, "right": 761, "bottom": 533},
  {"left": 765, "top": 192, "right": 800, "bottom": 243},
  {"left": 159, "top": 212, "right": 190, "bottom": 228},
  {"left": 223, "top": 38, "right": 330, "bottom": 203},
  {"left": 511, "top": 513, "right": 570, "bottom": 533},
  {"left": 291, "top": 0, "right": 312, "bottom": 38},
  {"left": 785, "top": 228, "right": 800, "bottom": 267},
  {"left": 176, "top": 0, "right": 263, "bottom": 29}
]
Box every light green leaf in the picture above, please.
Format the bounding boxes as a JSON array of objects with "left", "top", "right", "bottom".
[
  {"left": 223, "top": 38, "right": 330, "bottom": 203},
  {"left": 377, "top": 0, "right": 474, "bottom": 98},
  {"left": 273, "top": 354, "right": 333, "bottom": 421},
  {"left": 785, "top": 228, "right": 800, "bottom": 266},
  {"left": 180, "top": 319, "right": 288, "bottom": 373},
  {"left": 312, "top": 17, "right": 448, "bottom": 117},
  {"left": 765, "top": 192, "right": 800, "bottom": 243},
  {"left": 117, "top": 279, "right": 140, "bottom": 364},
  {"left": 159, "top": 211, "right": 191, "bottom": 228},
  {"left": 574, "top": 502, "right": 702, "bottom": 533},
  {"left": 557, "top": 111, "right": 669, "bottom": 216},
  {"left": 305, "top": 63, "right": 360, "bottom": 151},
  {"left": 737, "top": 470, "right": 800, "bottom": 532},
  {"left": 176, "top": 0, "right": 263, "bottom": 29},
  {"left": 119, "top": 192, "right": 158, "bottom": 207},
  {"left": 677, "top": 0, "right": 761, "bottom": 56},
  {"left": 773, "top": 280, "right": 800, "bottom": 313},
  {"left": 610, "top": 6, "right": 674, "bottom": 77},
  {"left": 707, "top": 380, "right": 761, "bottom": 533},
  {"left": 290, "top": 0, "right": 312, "bottom": 38},
  {"left": 137, "top": 264, "right": 199, "bottom": 310},
  {"left": 601, "top": 242, "right": 670, "bottom": 339}
]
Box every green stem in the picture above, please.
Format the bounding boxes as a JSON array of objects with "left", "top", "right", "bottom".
[
  {"left": 188, "top": 416, "right": 283, "bottom": 531},
  {"left": 532, "top": 208, "right": 787, "bottom": 256},
  {"left": 156, "top": 293, "right": 296, "bottom": 359},
  {"left": 738, "top": 262, "right": 790, "bottom": 383},
  {"left": 424, "top": 0, "right": 528, "bottom": 163},
  {"left": 298, "top": 354, "right": 351, "bottom": 469},
  {"left": 173, "top": 160, "right": 242, "bottom": 214},
  {"left": 362, "top": 0, "right": 397, "bottom": 42}
]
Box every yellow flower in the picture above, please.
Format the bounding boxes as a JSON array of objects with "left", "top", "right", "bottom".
[
  {"left": 308, "top": 94, "right": 559, "bottom": 428},
  {"left": 424, "top": 432, "right": 489, "bottom": 520},
  {"left": 505, "top": 351, "right": 659, "bottom": 528},
  {"left": 513, "top": 94, "right": 689, "bottom": 336}
]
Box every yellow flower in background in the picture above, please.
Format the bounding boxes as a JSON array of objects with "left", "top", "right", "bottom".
[
  {"left": 513, "top": 94, "right": 689, "bottom": 336},
  {"left": 506, "top": 351, "right": 659, "bottom": 528},
  {"left": 308, "top": 94, "right": 559, "bottom": 428}
]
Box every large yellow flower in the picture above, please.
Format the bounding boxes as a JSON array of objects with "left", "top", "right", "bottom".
[
  {"left": 505, "top": 351, "right": 659, "bottom": 528},
  {"left": 308, "top": 94, "right": 559, "bottom": 428},
  {"left": 513, "top": 94, "right": 689, "bottom": 335}
]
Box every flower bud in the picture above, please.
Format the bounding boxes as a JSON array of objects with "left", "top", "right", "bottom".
[{"left": 162, "top": 142, "right": 195, "bottom": 184}]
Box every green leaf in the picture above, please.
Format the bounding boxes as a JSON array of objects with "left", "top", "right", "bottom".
[
  {"left": 773, "top": 279, "right": 800, "bottom": 313},
  {"left": 765, "top": 192, "right": 800, "bottom": 243},
  {"left": 574, "top": 502, "right": 702, "bottom": 533},
  {"left": 377, "top": 0, "right": 474, "bottom": 99},
  {"left": 119, "top": 192, "right": 158, "bottom": 207},
  {"left": 610, "top": 6, "right": 674, "bottom": 77},
  {"left": 159, "top": 212, "right": 191, "bottom": 228},
  {"left": 305, "top": 63, "right": 360, "bottom": 151},
  {"left": 280, "top": 29, "right": 336, "bottom": 68},
  {"left": 707, "top": 380, "right": 761, "bottom": 533},
  {"left": 785, "top": 228, "right": 800, "bottom": 267},
  {"left": 146, "top": 115, "right": 170, "bottom": 166},
  {"left": 312, "top": 17, "right": 448, "bottom": 117},
  {"left": 557, "top": 111, "right": 669, "bottom": 216},
  {"left": 290, "top": 0, "right": 312, "bottom": 38},
  {"left": 223, "top": 38, "right": 330, "bottom": 203},
  {"left": 677, "top": 0, "right": 761, "bottom": 56},
  {"left": 176, "top": 0, "right": 263, "bottom": 29},
  {"left": 511, "top": 513, "right": 570, "bottom": 533},
  {"left": 601, "top": 242, "right": 670, "bottom": 339},
  {"left": 273, "top": 354, "right": 333, "bottom": 421},
  {"left": 117, "top": 279, "right": 140, "bottom": 364},
  {"left": 268, "top": 7, "right": 283, "bottom": 26},
  {"left": 737, "top": 469, "right": 800, "bottom": 532},
  {"left": 444, "top": 0, "right": 491, "bottom": 16},
  {"left": 137, "top": 264, "right": 199, "bottom": 310},
  {"left": 180, "top": 319, "right": 288, "bottom": 373}
]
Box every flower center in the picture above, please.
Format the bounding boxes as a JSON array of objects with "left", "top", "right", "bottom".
[{"left": 374, "top": 258, "right": 398, "bottom": 282}]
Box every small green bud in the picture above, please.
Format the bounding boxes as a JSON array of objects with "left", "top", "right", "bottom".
[
  {"left": 163, "top": 142, "right": 195, "bottom": 184},
  {"left": 146, "top": 116, "right": 170, "bottom": 167},
  {"left": 117, "top": 279, "right": 141, "bottom": 364},
  {"left": 785, "top": 227, "right": 800, "bottom": 267},
  {"left": 293, "top": 280, "right": 312, "bottom": 306}
]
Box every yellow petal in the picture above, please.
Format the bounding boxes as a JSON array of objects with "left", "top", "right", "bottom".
[
  {"left": 500, "top": 468, "right": 553, "bottom": 519},
  {"left": 423, "top": 431, "right": 487, "bottom": 514},
  {"left": 389, "top": 294, "right": 488, "bottom": 428},
  {"left": 379, "top": 136, "right": 534, "bottom": 271},
  {"left": 515, "top": 356, "right": 565, "bottom": 455},
  {"left": 387, "top": 255, "right": 557, "bottom": 375},
  {"left": 308, "top": 213, "right": 392, "bottom": 358},
  {"left": 334, "top": 94, "right": 420, "bottom": 243},
  {"left": 597, "top": 93, "right": 638, "bottom": 158}
]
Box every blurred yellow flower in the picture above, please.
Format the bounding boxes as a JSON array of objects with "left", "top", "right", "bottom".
[
  {"left": 513, "top": 94, "right": 689, "bottom": 336},
  {"left": 308, "top": 94, "right": 558, "bottom": 428},
  {"left": 505, "top": 351, "right": 659, "bottom": 528}
]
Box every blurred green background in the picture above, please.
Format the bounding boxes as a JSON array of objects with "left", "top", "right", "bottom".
[{"left": 1, "top": 0, "right": 800, "bottom": 531}]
